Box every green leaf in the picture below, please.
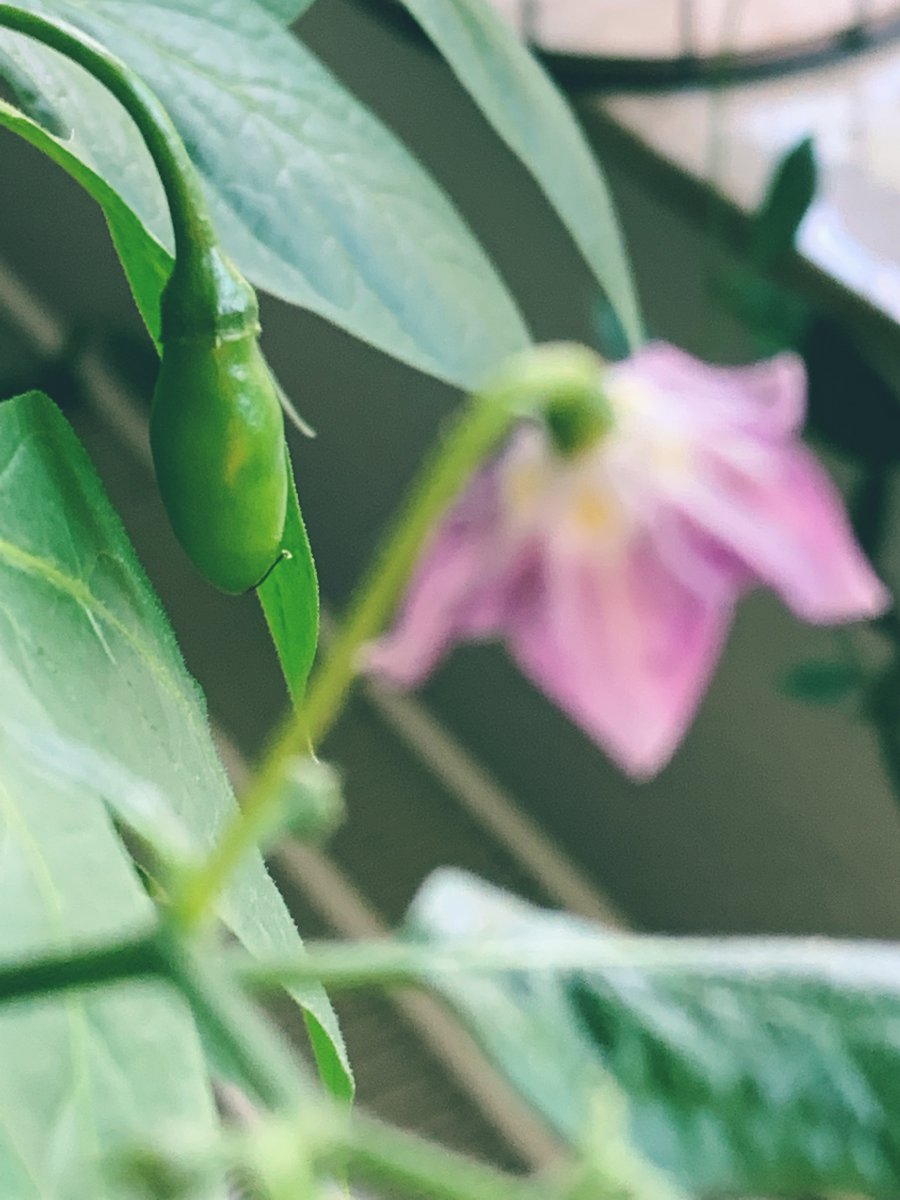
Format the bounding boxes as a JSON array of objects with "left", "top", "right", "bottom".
[
  {"left": 780, "top": 658, "right": 862, "bottom": 706},
  {"left": 714, "top": 261, "right": 810, "bottom": 355},
  {"left": 750, "top": 136, "right": 818, "bottom": 269},
  {"left": 0, "top": 715, "right": 224, "bottom": 1199},
  {"left": 0, "top": 391, "right": 352, "bottom": 1100},
  {"left": 408, "top": 869, "right": 900, "bottom": 1197},
  {"left": 393, "top": 0, "right": 644, "bottom": 351},
  {"left": 258, "top": 447, "right": 319, "bottom": 706},
  {"left": 0, "top": 95, "right": 169, "bottom": 341},
  {"left": 0, "top": 0, "right": 529, "bottom": 387},
  {"left": 258, "top": 0, "right": 315, "bottom": 23},
  {"left": 0, "top": 399, "right": 223, "bottom": 1198}
]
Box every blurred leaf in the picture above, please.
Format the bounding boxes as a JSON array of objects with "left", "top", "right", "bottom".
[
  {"left": 0, "top": 393, "right": 224, "bottom": 1199},
  {"left": 259, "top": 0, "right": 316, "bottom": 21},
  {"left": 0, "top": 391, "right": 351, "bottom": 1099},
  {"left": 592, "top": 294, "right": 631, "bottom": 363},
  {"left": 802, "top": 317, "right": 900, "bottom": 466},
  {"left": 749, "top": 136, "right": 818, "bottom": 269},
  {"left": 780, "top": 659, "right": 862, "bottom": 706},
  {"left": 409, "top": 868, "right": 900, "bottom": 1197},
  {"left": 0, "top": 705, "right": 225, "bottom": 1199},
  {"left": 0, "top": 0, "right": 529, "bottom": 385},
  {"left": 717, "top": 138, "right": 816, "bottom": 355},
  {"left": 393, "top": 0, "right": 644, "bottom": 351},
  {"left": 715, "top": 263, "right": 810, "bottom": 355}
]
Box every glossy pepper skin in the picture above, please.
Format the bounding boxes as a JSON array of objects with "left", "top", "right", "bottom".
[{"left": 150, "top": 249, "right": 289, "bottom": 593}]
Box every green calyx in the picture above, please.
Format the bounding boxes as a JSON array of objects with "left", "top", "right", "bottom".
[
  {"left": 494, "top": 342, "right": 615, "bottom": 458},
  {"left": 480, "top": 342, "right": 615, "bottom": 457},
  {"left": 159, "top": 244, "right": 261, "bottom": 344},
  {"left": 543, "top": 382, "right": 615, "bottom": 457}
]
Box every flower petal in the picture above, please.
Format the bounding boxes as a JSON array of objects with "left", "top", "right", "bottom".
[
  {"left": 683, "top": 443, "right": 890, "bottom": 623},
  {"left": 507, "top": 531, "right": 733, "bottom": 779},
  {"left": 623, "top": 343, "right": 807, "bottom": 439},
  {"left": 366, "top": 463, "right": 521, "bottom": 684}
]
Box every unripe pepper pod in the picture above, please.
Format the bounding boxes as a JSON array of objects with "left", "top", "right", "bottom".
[
  {"left": 0, "top": 8, "right": 292, "bottom": 596},
  {"left": 150, "top": 247, "right": 289, "bottom": 594}
]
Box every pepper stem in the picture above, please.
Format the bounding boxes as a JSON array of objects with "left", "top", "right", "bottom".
[{"left": 0, "top": 5, "right": 256, "bottom": 337}]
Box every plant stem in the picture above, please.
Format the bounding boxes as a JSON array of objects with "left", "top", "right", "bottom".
[
  {"left": 0, "top": 929, "right": 164, "bottom": 1006},
  {"left": 0, "top": 5, "right": 214, "bottom": 264},
  {"left": 0, "top": 926, "right": 307, "bottom": 1110},
  {"left": 171, "top": 394, "right": 512, "bottom": 932},
  {"left": 301, "top": 406, "right": 513, "bottom": 748},
  {"left": 238, "top": 939, "right": 587, "bottom": 992},
  {"left": 337, "top": 1114, "right": 551, "bottom": 1200},
  {"left": 241, "top": 940, "right": 429, "bottom": 991},
  {"left": 159, "top": 936, "right": 308, "bottom": 1111},
  {"left": 153, "top": 946, "right": 552, "bottom": 1200},
  {"left": 173, "top": 343, "right": 605, "bottom": 932}
]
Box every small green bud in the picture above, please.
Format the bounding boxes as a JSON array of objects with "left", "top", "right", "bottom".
[
  {"left": 543, "top": 384, "right": 614, "bottom": 457},
  {"left": 263, "top": 757, "right": 345, "bottom": 848},
  {"left": 238, "top": 1108, "right": 346, "bottom": 1200}
]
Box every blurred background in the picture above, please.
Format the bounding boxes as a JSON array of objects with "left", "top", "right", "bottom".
[{"left": 3, "top": 0, "right": 900, "bottom": 1174}]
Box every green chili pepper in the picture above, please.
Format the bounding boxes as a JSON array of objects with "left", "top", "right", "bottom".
[
  {"left": 0, "top": 7, "right": 294, "bottom": 595},
  {"left": 150, "top": 247, "right": 289, "bottom": 594}
]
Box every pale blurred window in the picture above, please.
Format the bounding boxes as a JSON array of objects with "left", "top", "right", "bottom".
[{"left": 488, "top": 1, "right": 900, "bottom": 62}]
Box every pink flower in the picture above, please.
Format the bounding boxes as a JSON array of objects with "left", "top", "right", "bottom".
[{"left": 367, "top": 343, "right": 890, "bottom": 779}]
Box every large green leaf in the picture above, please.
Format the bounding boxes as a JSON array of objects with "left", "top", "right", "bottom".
[
  {"left": 0, "top": 397, "right": 223, "bottom": 1198},
  {"left": 408, "top": 869, "right": 900, "bottom": 1197},
  {"left": 0, "top": 391, "right": 352, "bottom": 1099},
  {"left": 393, "top": 0, "right": 644, "bottom": 351},
  {"left": 260, "top": 0, "right": 315, "bottom": 22},
  {"left": 0, "top": 705, "right": 223, "bottom": 1199},
  {"left": 0, "top": 0, "right": 529, "bottom": 385}
]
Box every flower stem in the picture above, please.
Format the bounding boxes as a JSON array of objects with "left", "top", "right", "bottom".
[
  {"left": 286, "top": 341, "right": 602, "bottom": 752},
  {"left": 0, "top": 5, "right": 214, "bottom": 263},
  {"left": 172, "top": 343, "right": 605, "bottom": 932},
  {"left": 170, "top": 393, "right": 512, "bottom": 931}
]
